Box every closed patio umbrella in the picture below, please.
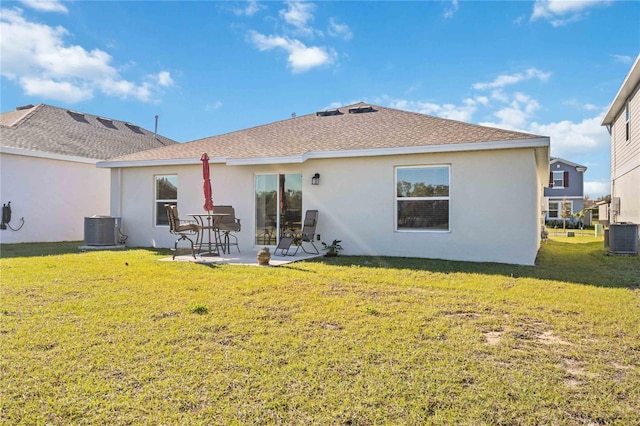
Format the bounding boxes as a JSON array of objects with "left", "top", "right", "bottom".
[{"left": 201, "top": 153, "right": 214, "bottom": 212}]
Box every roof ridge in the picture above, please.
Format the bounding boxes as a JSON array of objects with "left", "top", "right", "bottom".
[{"left": 0, "top": 104, "right": 43, "bottom": 128}]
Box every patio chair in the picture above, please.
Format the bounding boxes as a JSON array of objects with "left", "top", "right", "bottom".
[
  {"left": 274, "top": 210, "right": 319, "bottom": 256},
  {"left": 213, "top": 205, "right": 241, "bottom": 253},
  {"left": 165, "top": 204, "right": 201, "bottom": 260}
]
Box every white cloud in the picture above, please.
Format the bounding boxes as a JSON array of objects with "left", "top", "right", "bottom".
[
  {"left": 0, "top": 8, "right": 173, "bottom": 103},
  {"left": 155, "top": 71, "right": 174, "bottom": 87},
  {"left": 19, "top": 0, "right": 67, "bottom": 13},
  {"left": 473, "top": 68, "right": 551, "bottom": 90},
  {"left": 612, "top": 54, "right": 634, "bottom": 64},
  {"left": 584, "top": 180, "right": 610, "bottom": 198},
  {"left": 328, "top": 18, "right": 352, "bottom": 40},
  {"left": 384, "top": 97, "right": 480, "bottom": 122},
  {"left": 479, "top": 91, "right": 541, "bottom": 131},
  {"left": 444, "top": 0, "right": 459, "bottom": 19},
  {"left": 563, "top": 99, "right": 600, "bottom": 111},
  {"left": 280, "top": 0, "right": 316, "bottom": 36},
  {"left": 530, "top": 0, "right": 611, "bottom": 26},
  {"left": 233, "top": 0, "right": 264, "bottom": 17},
  {"left": 528, "top": 115, "right": 610, "bottom": 158},
  {"left": 205, "top": 101, "right": 223, "bottom": 111},
  {"left": 21, "top": 77, "right": 91, "bottom": 102},
  {"left": 249, "top": 31, "right": 335, "bottom": 73}
]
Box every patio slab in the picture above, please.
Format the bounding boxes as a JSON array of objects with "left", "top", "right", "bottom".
[{"left": 159, "top": 248, "right": 321, "bottom": 266}]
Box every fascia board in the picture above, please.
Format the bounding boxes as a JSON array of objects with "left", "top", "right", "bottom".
[
  {"left": 0, "top": 146, "right": 99, "bottom": 164},
  {"left": 97, "top": 156, "right": 226, "bottom": 168}
]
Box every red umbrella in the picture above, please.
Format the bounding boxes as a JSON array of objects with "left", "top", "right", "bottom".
[{"left": 201, "top": 153, "right": 214, "bottom": 212}]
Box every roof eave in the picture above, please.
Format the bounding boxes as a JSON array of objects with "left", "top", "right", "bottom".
[
  {"left": 0, "top": 146, "right": 101, "bottom": 164},
  {"left": 98, "top": 137, "right": 550, "bottom": 168},
  {"left": 601, "top": 54, "right": 640, "bottom": 126}
]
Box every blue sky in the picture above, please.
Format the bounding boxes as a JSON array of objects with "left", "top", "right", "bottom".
[{"left": 1, "top": 0, "right": 639, "bottom": 198}]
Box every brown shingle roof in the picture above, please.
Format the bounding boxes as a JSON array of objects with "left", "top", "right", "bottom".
[
  {"left": 0, "top": 104, "right": 177, "bottom": 160},
  {"left": 104, "top": 102, "right": 546, "bottom": 164}
]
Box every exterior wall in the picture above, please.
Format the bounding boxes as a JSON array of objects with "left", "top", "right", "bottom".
[
  {"left": 613, "top": 166, "right": 640, "bottom": 223},
  {"left": 543, "top": 159, "right": 586, "bottom": 223},
  {"left": 597, "top": 203, "right": 611, "bottom": 226},
  {"left": 0, "top": 153, "right": 110, "bottom": 244},
  {"left": 545, "top": 197, "right": 585, "bottom": 223},
  {"left": 543, "top": 161, "right": 584, "bottom": 198},
  {"left": 114, "top": 147, "right": 542, "bottom": 265},
  {"left": 610, "top": 83, "right": 640, "bottom": 224}
]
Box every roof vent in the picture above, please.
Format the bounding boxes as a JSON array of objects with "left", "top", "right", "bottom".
[
  {"left": 316, "top": 108, "right": 342, "bottom": 117},
  {"left": 16, "top": 104, "right": 35, "bottom": 111},
  {"left": 348, "top": 105, "right": 375, "bottom": 114},
  {"left": 125, "top": 123, "right": 144, "bottom": 134},
  {"left": 66, "top": 110, "right": 89, "bottom": 123},
  {"left": 97, "top": 117, "right": 117, "bottom": 129}
]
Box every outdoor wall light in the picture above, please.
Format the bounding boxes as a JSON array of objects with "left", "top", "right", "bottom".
[{"left": 311, "top": 173, "right": 320, "bottom": 185}]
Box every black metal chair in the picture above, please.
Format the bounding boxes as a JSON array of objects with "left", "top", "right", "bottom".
[
  {"left": 165, "top": 204, "right": 201, "bottom": 259},
  {"left": 274, "top": 210, "right": 319, "bottom": 256}
]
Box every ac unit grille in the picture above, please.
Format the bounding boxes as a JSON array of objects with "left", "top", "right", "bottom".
[
  {"left": 84, "top": 216, "right": 116, "bottom": 246},
  {"left": 609, "top": 223, "right": 639, "bottom": 254}
]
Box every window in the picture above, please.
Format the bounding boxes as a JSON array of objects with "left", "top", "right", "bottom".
[
  {"left": 396, "top": 166, "right": 450, "bottom": 231},
  {"left": 549, "top": 200, "right": 573, "bottom": 220},
  {"left": 553, "top": 171, "right": 565, "bottom": 188},
  {"left": 155, "top": 175, "right": 178, "bottom": 226},
  {"left": 625, "top": 102, "right": 630, "bottom": 142}
]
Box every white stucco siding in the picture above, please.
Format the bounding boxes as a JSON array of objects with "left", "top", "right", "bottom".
[
  {"left": 114, "top": 164, "right": 260, "bottom": 250},
  {"left": 114, "top": 147, "right": 541, "bottom": 265},
  {"left": 306, "top": 149, "right": 539, "bottom": 265},
  {"left": 0, "top": 153, "right": 110, "bottom": 244}
]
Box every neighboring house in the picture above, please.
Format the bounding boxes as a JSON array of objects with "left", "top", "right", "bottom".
[
  {"left": 98, "top": 103, "right": 550, "bottom": 265},
  {"left": 601, "top": 54, "right": 640, "bottom": 226},
  {"left": 543, "top": 157, "right": 587, "bottom": 223},
  {"left": 0, "top": 104, "right": 177, "bottom": 244},
  {"left": 596, "top": 200, "right": 611, "bottom": 227}
]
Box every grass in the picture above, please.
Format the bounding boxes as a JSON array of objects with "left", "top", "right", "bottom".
[{"left": 1, "top": 237, "right": 639, "bottom": 424}]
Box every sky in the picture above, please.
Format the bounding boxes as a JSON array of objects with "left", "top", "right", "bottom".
[{"left": 1, "top": 0, "right": 639, "bottom": 199}]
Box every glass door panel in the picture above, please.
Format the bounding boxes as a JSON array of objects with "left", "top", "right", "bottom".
[
  {"left": 255, "top": 173, "right": 302, "bottom": 245},
  {"left": 255, "top": 174, "right": 277, "bottom": 245},
  {"left": 280, "top": 173, "right": 302, "bottom": 237}
]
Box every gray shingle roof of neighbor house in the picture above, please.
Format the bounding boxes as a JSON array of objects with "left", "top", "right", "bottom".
[
  {"left": 99, "top": 102, "right": 548, "bottom": 167},
  {"left": 0, "top": 104, "right": 178, "bottom": 160},
  {"left": 550, "top": 157, "right": 587, "bottom": 171}
]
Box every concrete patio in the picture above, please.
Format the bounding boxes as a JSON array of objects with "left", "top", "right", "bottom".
[{"left": 159, "top": 247, "right": 322, "bottom": 266}]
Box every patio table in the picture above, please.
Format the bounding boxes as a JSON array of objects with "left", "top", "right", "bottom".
[{"left": 188, "top": 213, "right": 228, "bottom": 256}]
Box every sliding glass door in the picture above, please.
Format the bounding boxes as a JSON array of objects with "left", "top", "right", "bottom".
[{"left": 255, "top": 173, "right": 302, "bottom": 245}]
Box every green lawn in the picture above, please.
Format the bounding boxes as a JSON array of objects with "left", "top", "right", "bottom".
[{"left": 1, "top": 238, "right": 639, "bottom": 425}]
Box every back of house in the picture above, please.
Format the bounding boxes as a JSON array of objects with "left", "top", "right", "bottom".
[{"left": 99, "top": 102, "right": 550, "bottom": 265}]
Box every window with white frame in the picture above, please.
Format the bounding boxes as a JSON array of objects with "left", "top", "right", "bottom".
[
  {"left": 552, "top": 171, "right": 565, "bottom": 188},
  {"left": 549, "top": 200, "right": 573, "bottom": 220},
  {"left": 155, "top": 175, "right": 178, "bottom": 226},
  {"left": 396, "top": 165, "right": 450, "bottom": 231}
]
